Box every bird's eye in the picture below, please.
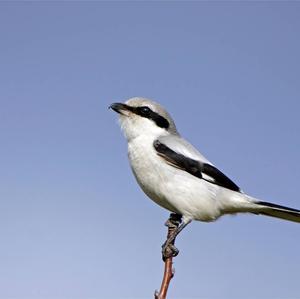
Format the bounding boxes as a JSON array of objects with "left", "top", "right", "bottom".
[{"left": 139, "top": 106, "right": 151, "bottom": 115}]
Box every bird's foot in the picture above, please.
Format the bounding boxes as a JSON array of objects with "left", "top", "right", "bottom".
[
  {"left": 161, "top": 240, "right": 179, "bottom": 261},
  {"left": 161, "top": 213, "right": 182, "bottom": 261},
  {"left": 165, "top": 213, "right": 182, "bottom": 229}
]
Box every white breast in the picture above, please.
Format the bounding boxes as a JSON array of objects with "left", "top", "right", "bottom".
[{"left": 127, "top": 136, "right": 223, "bottom": 222}]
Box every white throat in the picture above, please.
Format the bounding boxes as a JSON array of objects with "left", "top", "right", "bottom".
[{"left": 119, "top": 115, "right": 170, "bottom": 143}]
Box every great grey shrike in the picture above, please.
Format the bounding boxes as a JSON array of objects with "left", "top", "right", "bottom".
[{"left": 110, "top": 97, "right": 300, "bottom": 258}]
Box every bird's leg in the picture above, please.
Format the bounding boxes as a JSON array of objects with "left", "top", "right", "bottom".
[
  {"left": 161, "top": 213, "right": 192, "bottom": 261},
  {"left": 161, "top": 213, "right": 182, "bottom": 260}
]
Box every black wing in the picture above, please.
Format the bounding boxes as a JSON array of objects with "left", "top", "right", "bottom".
[{"left": 153, "top": 140, "right": 241, "bottom": 192}]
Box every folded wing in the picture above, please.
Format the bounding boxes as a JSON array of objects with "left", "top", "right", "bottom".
[{"left": 153, "top": 138, "right": 241, "bottom": 193}]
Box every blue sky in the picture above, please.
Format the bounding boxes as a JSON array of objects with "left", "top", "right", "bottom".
[{"left": 0, "top": 2, "right": 300, "bottom": 299}]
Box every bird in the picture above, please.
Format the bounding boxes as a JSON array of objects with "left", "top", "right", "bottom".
[{"left": 110, "top": 97, "right": 300, "bottom": 258}]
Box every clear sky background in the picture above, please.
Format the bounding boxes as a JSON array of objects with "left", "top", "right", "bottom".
[{"left": 0, "top": 2, "right": 300, "bottom": 299}]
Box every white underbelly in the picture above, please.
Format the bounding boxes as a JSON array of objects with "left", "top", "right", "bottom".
[{"left": 127, "top": 138, "right": 222, "bottom": 222}]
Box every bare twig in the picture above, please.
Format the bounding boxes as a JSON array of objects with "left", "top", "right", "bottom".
[{"left": 154, "top": 213, "right": 182, "bottom": 299}]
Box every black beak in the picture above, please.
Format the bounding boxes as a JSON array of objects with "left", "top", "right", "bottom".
[{"left": 109, "top": 103, "right": 130, "bottom": 114}]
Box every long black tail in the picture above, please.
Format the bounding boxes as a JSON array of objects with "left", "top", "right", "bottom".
[{"left": 254, "top": 201, "right": 300, "bottom": 223}]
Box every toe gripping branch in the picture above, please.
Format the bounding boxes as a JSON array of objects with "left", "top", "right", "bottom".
[{"left": 161, "top": 213, "right": 182, "bottom": 261}]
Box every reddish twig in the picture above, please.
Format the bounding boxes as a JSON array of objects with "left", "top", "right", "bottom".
[
  {"left": 154, "top": 257, "right": 174, "bottom": 299},
  {"left": 154, "top": 214, "right": 181, "bottom": 299}
]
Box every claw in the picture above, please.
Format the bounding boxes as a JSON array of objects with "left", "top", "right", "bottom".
[
  {"left": 161, "top": 213, "right": 186, "bottom": 261},
  {"left": 162, "top": 242, "right": 179, "bottom": 261}
]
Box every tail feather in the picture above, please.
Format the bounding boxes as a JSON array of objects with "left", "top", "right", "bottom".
[{"left": 254, "top": 201, "right": 300, "bottom": 223}]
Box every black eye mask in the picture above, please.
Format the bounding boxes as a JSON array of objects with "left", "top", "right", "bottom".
[
  {"left": 132, "top": 106, "right": 170, "bottom": 129},
  {"left": 109, "top": 103, "right": 170, "bottom": 129}
]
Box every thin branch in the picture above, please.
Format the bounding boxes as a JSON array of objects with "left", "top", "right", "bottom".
[{"left": 154, "top": 214, "right": 182, "bottom": 299}]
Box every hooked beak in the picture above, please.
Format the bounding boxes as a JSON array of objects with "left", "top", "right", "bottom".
[{"left": 109, "top": 103, "right": 131, "bottom": 115}]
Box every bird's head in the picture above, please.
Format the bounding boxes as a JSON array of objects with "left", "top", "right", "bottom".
[{"left": 110, "top": 97, "right": 178, "bottom": 141}]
